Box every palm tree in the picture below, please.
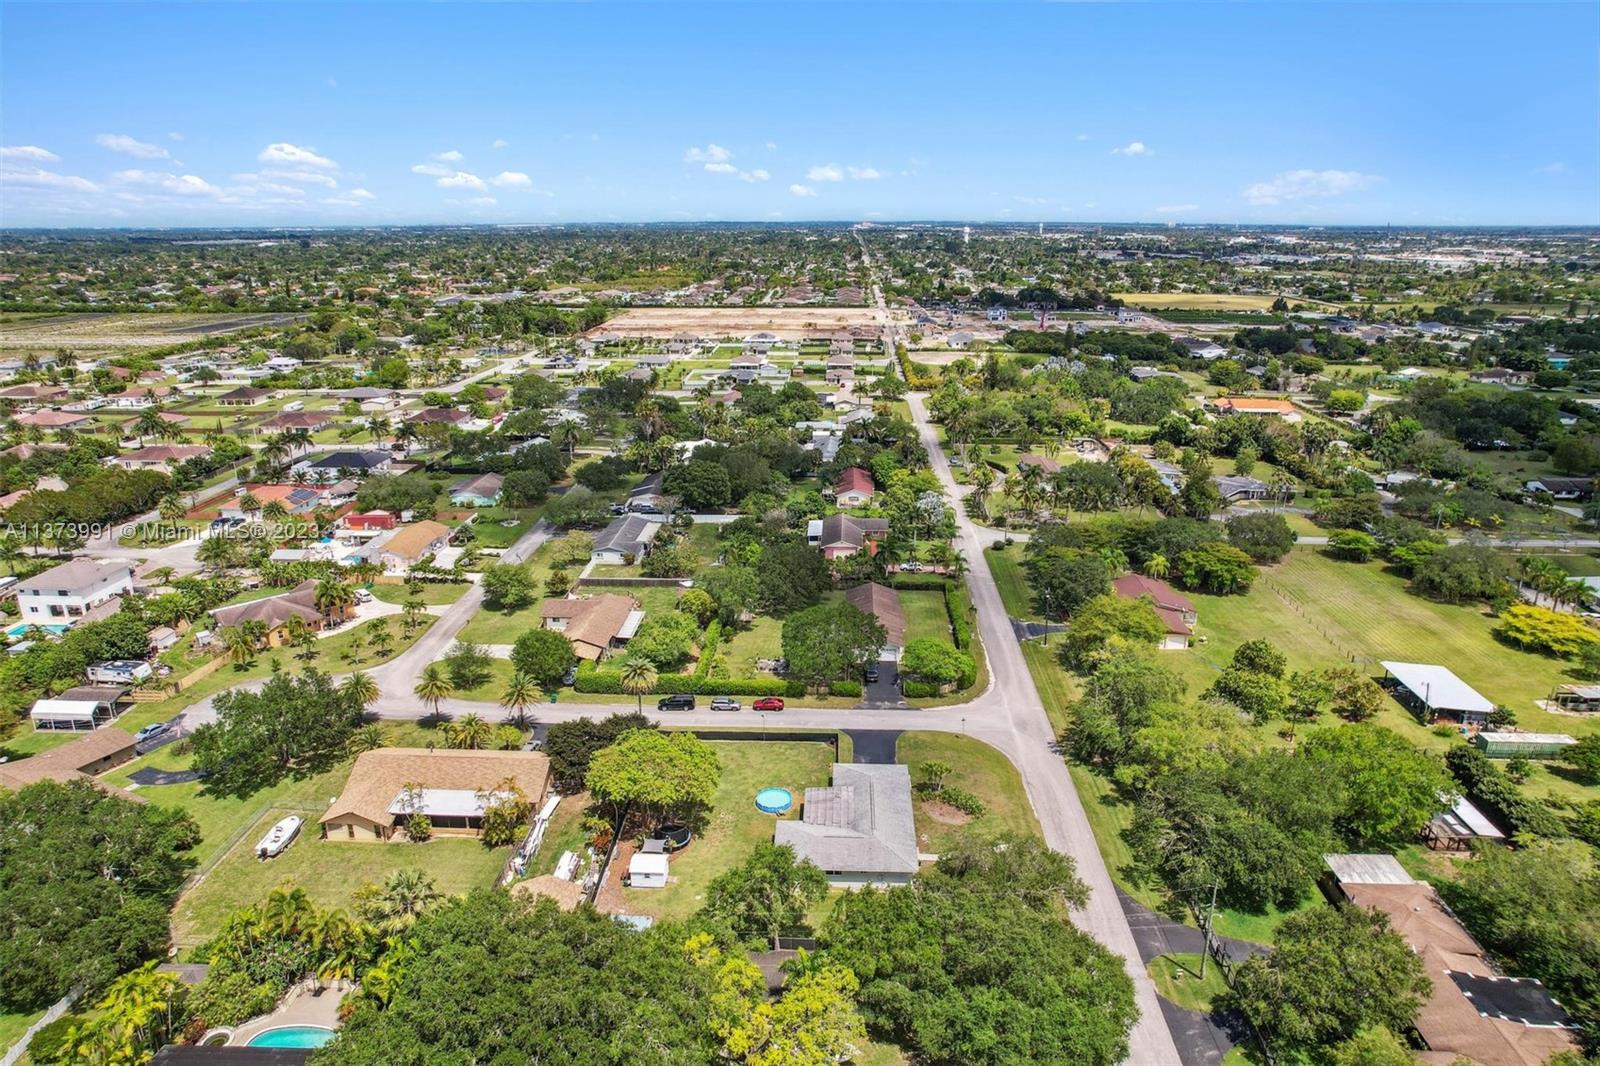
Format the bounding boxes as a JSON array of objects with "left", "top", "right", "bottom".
[
  {"left": 499, "top": 671, "right": 540, "bottom": 726},
  {"left": 197, "top": 532, "right": 237, "bottom": 573},
  {"left": 1143, "top": 553, "right": 1170, "bottom": 580},
  {"left": 363, "top": 869, "right": 442, "bottom": 935},
  {"left": 221, "top": 625, "right": 257, "bottom": 667},
  {"left": 238, "top": 491, "right": 263, "bottom": 521},
  {"left": 446, "top": 712, "right": 492, "bottom": 750},
  {"left": 261, "top": 885, "right": 314, "bottom": 937},
  {"left": 618, "top": 656, "right": 658, "bottom": 714},
  {"left": 349, "top": 723, "right": 383, "bottom": 754},
  {"left": 368, "top": 617, "right": 394, "bottom": 658},
  {"left": 157, "top": 493, "right": 186, "bottom": 526},
  {"left": 414, "top": 663, "right": 453, "bottom": 721},
  {"left": 342, "top": 671, "right": 380, "bottom": 711},
  {"left": 314, "top": 577, "right": 356, "bottom": 624}
]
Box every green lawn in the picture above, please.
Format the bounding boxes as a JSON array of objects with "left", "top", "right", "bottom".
[
  {"left": 468, "top": 506, "right": 541, "bottom": 549},
  {"left": 1021, "top": 639, "right": 1079, "bottom": 736},
  {"left": 458, "top": 602, "right": 542, "bottom": 645},
  {"left": 986, "top": 544, "right": 1039, "bottom": 621},
  {"left": 526, "top": 793, "right": 593, "bottom": 878},
  {"left": 896, "top": 732, "right": 1040, "bottom": 853},
  {"left": 721, "top": 616, "right": 784, "bottom": 676},
  {"left": 0, "top": 1009, "right": 45, "bottom": 1059},
  {"left": 1148, "top": 953, "right": 1229, "bottom": 1012},
  {"left": 452, "top": 657, "right": 520, "bottom": 701},
  {"left": 618, "top": 740, "right": 835, "bottom": 922},
  {"left": 370, "top": 580, "right": 471, "bottom": 606},
  {"left": 899, "top": 589, "right": 951, "bottom": 644}
]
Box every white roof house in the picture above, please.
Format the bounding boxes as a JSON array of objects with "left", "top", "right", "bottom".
[
  {"left": 1381, "top": 661, "right": 1495, "bottom": 725},
  {"left": 775, "top": 763, "right": 919, "bottom": 888}
]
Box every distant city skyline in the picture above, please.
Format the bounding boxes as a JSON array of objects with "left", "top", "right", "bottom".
[{"left": 2, "top": 2, "right": 1596, "bottom": 228}]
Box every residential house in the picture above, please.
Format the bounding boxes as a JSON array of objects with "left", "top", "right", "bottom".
[
  {"left": 832, "top": 467, "right": 876, "bottom": 507},
  {"left": 774, "top": 763, "right": 919, "bottom": 888},
  {"left": 296, "top": 450, "right": 393, "bottom": 480},
  {"left": 321, "top": 748, "right": 552, "bottom": 841},
  {"left": 1470, "top": 367, "right": 1533, "bottom": 386},
  {"left": 449, "top": 472, "right": 505, "bottom": 507},
  {"left": 1176, "top": 336, "right": 1228, "bottom": 361},
  {"left": 539, "top": 594, "right": 645, "bottom": 661},
  {"left": 1215, "top": 474, "right": 1271, "bottom": 502},
  {"left": 262, "top": 411, "right": 334, "bottom": 433},
  {"left": 379, "top": 520, "right": 453, "bottom": 574},
  {"left": 729, "top": 353, "right": 765, "bottom": 369},
  {"left": 1524, "top": 477, "right": 1593, "bottom": 501},
  {"left": 1016, "top": 454, "right": 1061, "bottom": 476},
  {"left": 408, "top": 407, "right": 472, "bottom": 427},
  {"left": 591, "top": 514, "right": 663, "bottom": 565},
  {"left": 1212, "top": 397, "right": 1303, "bottom": 422},
  {"left": 1111, "top": 574, "right": 1195, "bottom": 650},
  {"left": 215, "top": 386, "right": 273, "bottom": 406},
  {"left": 106, "top": 385, "right": 173, "bottom": 409},
  {"left": 634, "top": 353, "right": 672, "bottom": 369},
  {"left": 219, "top": 484, "right": 325, "bottom": 521},
  {"left": 114, "top": 444, "right": 209, "bottom": 472},
  {"left": 1323, "top": 855, "right": 1580, "bottom": 1065},
  {"left": 627, "top": 471, "right": 672, "bottom": 514},
  {"left": 210, "top": 579, "right": 352, "bottom": 646},
  {"left": 0, "top": 384, "right": 68, "bottom": 408},
  {"left": 15, "top": 560, "right": 134, "bottom": 629},
  {"left": 808, "top": 514, "right": 889, "bottom": 559},
  {"left": 985, "top": 306, "right": 1009, "bottom": 322},
  {"left": 17, "top": 410, "right": 93, "bottom": 431},
  {"left": 844, "top": 583, "right": 906, "bottom": 662},
  {"left": 0, "top": 726, "right": 139, "bottom": 799},
  {"left": 339, "top": 387, "right": 403, "bottom": 411}
]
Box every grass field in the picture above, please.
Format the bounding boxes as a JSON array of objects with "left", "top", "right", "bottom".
[
  {"left": 1148, "top": 953, "right": 1229, "bottom": 1013},
  {"left": 617, "top": 740, "right": 834, "bottom": 922},
  {"left": 0, "top": 1010, "right": 45, "bottom": 1058},
  {"left": 899, "top": 589, "right": 952, "bottom": 644},
  {"left": 369, "top": 581, "right": 472, "bottom": 606},
  {"left": 1113, "top": 293, "right": 1325, "bottom": 312},
  {"left": 721, "top": 616, "right": 783, "bottom": 676},
  {"left": 987, "top": 544, "right": 1039, "bottom": 621},
  {"left": 0, "top": 311, "right": 306, "bottom": 347},
  {"left": 897, "top": 732, "right": 1040, "bottom": 853}
]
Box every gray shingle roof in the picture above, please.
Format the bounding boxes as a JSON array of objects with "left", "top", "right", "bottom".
[{"left": 775, "top": 763, "right": 918, "bottom": 876}]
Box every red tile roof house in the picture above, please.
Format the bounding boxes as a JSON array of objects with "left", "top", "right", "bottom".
[
  {"left": 832, "top": 467, "right": 876, "bottom": 507},
  {"left": 344, "top": 510, "right": 398, "bottom": 531},
  {"left": 1111, "top": 574, "right": 1195, "bottom": 650}
]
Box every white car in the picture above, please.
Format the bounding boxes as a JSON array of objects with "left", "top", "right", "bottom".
[{"left": 255, "top": 815, "right": 303, "bottom": 860}]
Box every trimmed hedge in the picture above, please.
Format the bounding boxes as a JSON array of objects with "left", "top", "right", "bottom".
[
  {"left": 828, "top": 680, "right": 863, "bottom": 698},
  {"left": 946, "top": 583, "right": 974, "bottom": 651},
  {"left": 902, "top": 680, "right": 939, "bottom": 699},
  {"left": 693, "top": 619, "right": 724, "bottom": 680},
  {"left": 574, "top": 661, "right": 802, "bottom": 698}
]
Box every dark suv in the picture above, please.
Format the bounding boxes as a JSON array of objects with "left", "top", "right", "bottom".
[{"left": 657, "top": 694, "right": 696, "bottom": 711}]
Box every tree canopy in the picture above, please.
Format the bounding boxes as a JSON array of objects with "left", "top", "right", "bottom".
[{"left": 191, "top": 667, "right": 364, "bottom": 798}]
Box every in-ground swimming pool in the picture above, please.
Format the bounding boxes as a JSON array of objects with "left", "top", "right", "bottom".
[
  {"left": 6, "top": 622, "right": 69, "bottom": 639},
  {"left": 755, "top": 787, "right": 793, "bottom": 815},
  {"left": 246, "top": 1026, "right": 335, "bottom": 1048}
]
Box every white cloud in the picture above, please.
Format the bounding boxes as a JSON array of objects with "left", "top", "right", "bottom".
[
  {"left": 168, "top": 132, "right": 183, "bottom": 142},
  {"left": 347, "top": 188, "right": 375, "bottom": 200},
  {"left": 257, "top": 142, "right": 338, "bottom": 169},
  {"left": 324, "top": 188, "right": 376, "bottom": 207},
  {"left": 703, "top": 162, "right": 738, "bottom": 174},
  {"left": 258, "top": 169, "right": 338, "bottom": 188},
  {"left": 765, "top": 141, "right": 778, "bottom": 151},
  {"left": 741, "top": 169, "right": 770, "bottom": 183},
  {"left": 789, "top": 183, "right": 817, "bottom": 197},
  {"left": 1111, "top": 141, "right": 1150, "bottom": 156},
  {"left": 807, "top": 164, "right": 844, "bottom": 182},
  {"left": 490, "top": 171, "right": 531, "bottom": 187},
  {"left": 1243, "top": 168, "right": 1380, "bottom": 205},
  {"left": 1155, "top": 203, "right": 1199, "bottom": 215},
  {"left": 0, "top": 145, "right": 59, "bottom": 162},
  {"left": 437, "top": 171, "right": 488, "bottom": 191},
  {"left": 683, "top": 143, "right": 732, "bottom": 164},
  {"left": 846, "top": 166, "right": 882, "bottom": 180},
  {"left": 411, "top": 162, "right": 452, "bottom": 177},
  {"left": 112, "top": 169, "right": 225, "bottom": 197},
  {"left": 433, "top": 149, "right": 464, "bottom": 162},
  {"left": 96, "top": 133, "right": 169, "bottom": 159},
  {"left": 0, "top": 167, "right": 98, "bottom": 192},
  {"left": 1075, "top": 133, "right": 1091, "bottom": 142},
  {"left": 491, "top": 138, "right": 509, "bottom": 149},
  {"left": 446, "top": 196, "right": 497, "bottom": 207},
  {"left": 1539, "top": 162, "right": 1569, "bottom": 175}
]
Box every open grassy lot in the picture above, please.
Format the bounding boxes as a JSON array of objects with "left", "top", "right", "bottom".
[
  {"left": 1149, "top": 953, "right": 1229, "bottom": 1012},
  {"left": 986, "top": 544, "right": 1039, "bottom": 621},
  {"left": 457, "top": 602, "right": 541, "bottom": 644},
  {"left": 899, "top": 589, "right": 952, "bottom": 644},
  {"left": 618, "top": 740, "right": 835, "bottom": 922},
  {"left": 468, "top": 507, "right": 541, "bottom": 549},
  {"left": 0, "top": 311, "right": 305, "bottom": 347},
  {"left": 0, "top": 1009, "right": 45, "bottom": 1058},
  {"left": 896, "top": 732, "right": 1040, "bottom": 853},
  {"left": 369, "top": 580, "right": 472, "bottom": 606},
  {"left": 721, "top": 616, "right": 784, "bottom": 676}
]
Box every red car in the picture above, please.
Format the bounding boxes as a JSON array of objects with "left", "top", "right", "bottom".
[{"left": 752, "top": 697, "right": 785, "bottom": 712}]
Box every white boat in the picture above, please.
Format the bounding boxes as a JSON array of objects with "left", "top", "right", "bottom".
[{"left": 255, "top": 815, "right": 303, "bottom": 860}]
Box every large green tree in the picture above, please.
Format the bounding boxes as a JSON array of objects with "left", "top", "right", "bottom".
[
  {"left": 1301, "top": 727, "right": 1453, "bottom": 848},
  {"left": 586, "top": 729, "right": 722, "bottom": 828},
  {"left": 0, "top": 780, "right": 199, "bottom": 1011},
  {"left": 191, "top": 667, "right": 364, "bottom": 798},
  {"left": 509, "top": 628, "right": 577, "bottom": 688},
  {"left": 703, "top": 842, "right": 829, "bottom": 950},
  {"left": 780, "top": 601, "right": 886, "bottom": 691}
]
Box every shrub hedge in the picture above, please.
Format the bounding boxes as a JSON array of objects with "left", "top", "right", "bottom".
[
  {"left": 575, "top": 661, "right": 802, "bottom": 698},
  {"left": 828, "top": 680, "right": 863, "bottom": 698}
]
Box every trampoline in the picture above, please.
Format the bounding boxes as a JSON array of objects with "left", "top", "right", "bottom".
[{"left": 755, "top": 787, "right": 793, "bottom": 815}]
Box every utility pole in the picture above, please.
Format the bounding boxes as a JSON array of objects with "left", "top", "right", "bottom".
[{"left": 1199, "top": 883, "right": 1219, "bottom": 978}]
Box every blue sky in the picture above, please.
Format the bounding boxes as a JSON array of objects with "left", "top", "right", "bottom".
[{"left": 2, "top": 2, "right": 1596, "bottom": 227}]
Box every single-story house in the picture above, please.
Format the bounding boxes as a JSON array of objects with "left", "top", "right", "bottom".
[
  {"left": 379, "top": 520, "right": 453, "bottom": 574},
  {"left": 1523, "top": 476, "right": 1594, "bottom": 501},
  {"left": 449, "top": 472, "right": 505, "bottom": 507},
  {"left": 0, "top": 384, "right": 68, "bottom": 407},
  {"left": 0, "top": 725, "right": 140, "bottom": 799},
  {"left": 1212, "top": 397, "right": 1302, "bottom": 422},
  {"left": 626, "top": 471, "right": 671, "bottom": 514},
  {"left": 1016, "top": 453, "right": 1061, "bottom": 475},
  {"left": 106, "top": 385, "right": 173, "bottom": 409},
  {"left": 774, "top": 763, "right": 920, "bottom": 888},
  {"left": 1215, "top": 474, "right": 1271, "bottom": 502},
  {"left": 339, "top": 387, "right": 403, "bottom": 411},
  {"left": 321, "top": 748, "right": 552, "bottom": 842},
  {"left": 219, "top": 484, "right": 325, "bottom": 521},
  {"left": 210, "top": 579, "right": 353, "bottom": 645},
  {"left": 844, "top": 582, "right": 906, "bottom": 662},
  {"left": 1111, "top": 574, "right": 1196, "bottom": 649},
  {"left": 1324, "top": 855, "right": 1580, "bottom": 1065},
  {"left": 15, "top": 559, "right": 134, "bottom": 629},
  {"left": 261, "top": 411, "right": 334, "bottom": 433},
  {"left": 114, "top": 444, "right": 209, "bottom": 472},
  {"left": 297, "top": 449, "right": 393, "bottom": 479},
  {"left": 1176, "top": 336, "right": 1228, "bottom": 361},
  {"left": 807, "top": 514, "right": 889, "bottom": 560},
  {"left": 539, "top": 594, "right": 645, "bottom": 661},
  {"left": 408, "top": 407, "right": 472, "bottom": 427},
  {"left": 29, "top": 685, "right": 131, "bottom": 731},
  {"left": 832, "top": 466, "right": 876, "bottom": 507},
  {"left": 591, "top": 514, "right": 662, "bottom": 565},
  {"left": 1470, "top": 367, "right": 1533, "bottom": 386},
  {"left": 1551, "top": 683, "right": 1600, "bottom": 713},
  {"left": 1381, "top": 660, "right": 1494, "bottom": 727},
  {"left": 17, "top": 410, "right": 94, "bottom": 430},
  {"left": 344, "top": 510, "right": 397, "bottom": 532},
  {"left": 215, "top": 386, "right": 273, "bottom": 406}
]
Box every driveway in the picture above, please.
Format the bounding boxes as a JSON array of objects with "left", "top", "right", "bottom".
[
  {"left": 857, "top": 658, "right": 906, "bottom": 708},
  {"left": 843, "top": 729, "right": 901, "bottom": 764}
]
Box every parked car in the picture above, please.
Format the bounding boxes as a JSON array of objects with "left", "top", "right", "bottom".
[
  {"left": 657, "top": 694, "right": 695, "bottom": 711},
  {"left": 354, "top": 589, "right": 373, "bottom": 604},
  {"left": 709, "top": 697, "right": 741, "bottom": 712},
  {"left": 561, "top": 665, "right": 578, "bottom": 687},
  {"left": 864, "top": 665, "right": 881, "bottom": 683},
  {"left": 752, "top": 697, "right": 785, "bottom": 712},
  {"left": 133, "top": 721, "right": 171, "bottom": 745},
  {"left": 901, "top": 560, "right": 924, "bottom": 572}
]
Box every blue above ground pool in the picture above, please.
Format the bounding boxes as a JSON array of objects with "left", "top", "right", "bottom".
[
  {"left": 246, "top": 1026, "right": 335, "bottom": 1048},
  {"left": 755, "top": 787, "right": 793, "bottom": 815}
]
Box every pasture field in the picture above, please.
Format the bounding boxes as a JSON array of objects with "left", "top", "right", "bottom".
[
  {"left": 0, "top": 311, "right": 305, "bottom": 347},
  {"left": 596, "top": 306, "right": 879, "bottom": 339},
  {"left": 1112, "top": 293, "right": 1289, "bottom": 311}
]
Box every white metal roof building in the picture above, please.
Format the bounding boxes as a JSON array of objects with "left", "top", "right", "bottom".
[{"left": 1380, "top": 661, "right": 1495, "bottom": 726}]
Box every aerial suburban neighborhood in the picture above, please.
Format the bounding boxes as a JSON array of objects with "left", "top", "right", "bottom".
[{"left": 1, "top": 3, "right": 1597, "bottom": 1065}]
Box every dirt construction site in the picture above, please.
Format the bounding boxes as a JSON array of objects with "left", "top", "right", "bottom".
[{"left": 593, "top": 306, "right": 886, "bottom": 340}]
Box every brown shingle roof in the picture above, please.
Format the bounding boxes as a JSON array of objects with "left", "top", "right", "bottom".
[
  {"left": 382, "top": 520, "right": 451, "bottom": 562},
  {"left": 1112, "top": 574, "right": 1195, "bottom": 615},
  {"left": 321, "top": 748, "right": 551, "bottom": 827},
  {"left": 539, "top": 594, "right": 638, "bottom": 659},
  {"left": 211, "top": 580, "right": 322, "bottom": 630},
  {"left": 844, "top": 582, "right": 906, "bottom": 648},
  {"left": 0, "top": 727, "right": 139, "bottom": 796}
]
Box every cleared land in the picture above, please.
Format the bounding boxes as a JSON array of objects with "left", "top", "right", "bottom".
[
  {"left": 596, "top": 306, "right": 880, "bottom": 339},
  {"left": 0, "top": 311, "right": 305, "bottom": 347},
  {"left": 897, "top": 732, "right": 1040, "bottom": 853}
]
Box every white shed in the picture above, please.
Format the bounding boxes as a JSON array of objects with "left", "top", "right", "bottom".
[{"left": 627, "top": 851, "right": 669, "bottom": 889}]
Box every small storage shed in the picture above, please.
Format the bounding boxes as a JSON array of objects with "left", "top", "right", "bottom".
[
  {"left": 627, "top": 849, "right": 669, "bottom": 889},
  {"left": 1472, "top": 732, "right": 1577, "bottom": 759}
]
